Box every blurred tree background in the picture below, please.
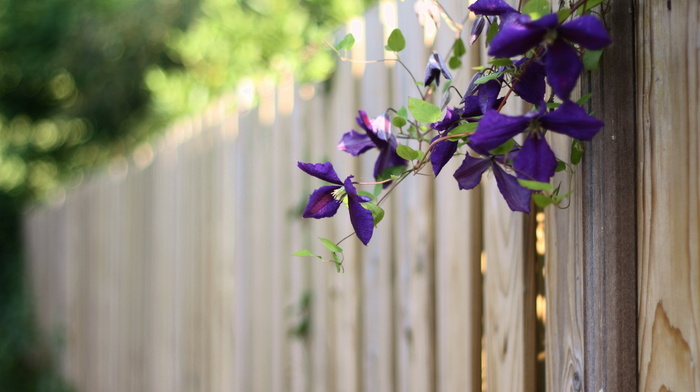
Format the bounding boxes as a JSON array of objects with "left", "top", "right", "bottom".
[{"left": 0, "top": 0, "right": 370, "bottom": 389}]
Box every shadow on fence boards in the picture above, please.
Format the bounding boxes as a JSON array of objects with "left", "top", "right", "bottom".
[{"left": 22, "top": 0, "right": 699, "bottom": 391}]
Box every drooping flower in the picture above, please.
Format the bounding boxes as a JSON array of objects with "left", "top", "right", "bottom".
[
  {"left": 338, "top": 111, "right": 407, "bottom": 184},
  {"left": 469, "top": 100, "right": 604, "bottom": 182},
  {"left": 424, "top": 52, "right": 453, "bottom": 87},
  {"left": 298, "top": 162, "right": 375, "bottom": 245},
  {"left": 468, "top": 0, "right": 517, "bottom": 17},
  {"left": 453, "top": 148, "right": 532, "bottom": 213},
  {"left": 488, "top": 13, "right": 611, "bottom": 99},
  {"left": 513, "top": 57, "right": 546, "bottom": 105},
  {"left": 430, "top": 79, "right": 505, "bottom": 176}
]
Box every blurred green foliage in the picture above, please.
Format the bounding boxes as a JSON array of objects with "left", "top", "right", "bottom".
[{"left": 0, "top": 0, "right": 371, "bottom": 389}]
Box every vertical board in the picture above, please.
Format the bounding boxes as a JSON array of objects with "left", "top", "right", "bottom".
[
  {"left": 359, "top": 5, "right": 394, "bottom": 392},
  {"left": 432, "top": 0, "right": 484, "bottom": 391},
  {"left": 581, "top": 0, "right": 638, "bottom": 390},
  {"left": 545, "top": 135, "right": 585, "bottom": 392},
  {"left": 391, "top": 1, "right": 436, "bottom": 390},
  {"left": 637, "top": 1, "right": 700, "bottom": 391}
]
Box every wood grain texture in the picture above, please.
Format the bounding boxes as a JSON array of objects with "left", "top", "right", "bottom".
[
  {"left": 580, "top": 0, "right": 638, "bottom": 390},
  {"left": 545, "top": 134, "right": 585, "bottom": 392},
  {"left": 359, "top": 6, "right": 394, "bottom": 392},
  {"left": 433, "top": 0, "right": 483, "bottom": 390},
  {"left": 637, "top": 1, "right": 700, "bottom": 391}
]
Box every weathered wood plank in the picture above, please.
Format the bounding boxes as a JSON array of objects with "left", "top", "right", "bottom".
[
  {"left": 391, "top": 1, "right": 435, "bottom": 390},
  {"left": 637, "top": 1, "right": 700, "bottom": 391},
  {"left": 432, "top": 0, "right": 483, "bottom": 390},
  {"left": 580, "top": 0, "right": 638, "bottom": 390},
  {"left": 359, "top": 6, "right": 394, "bottom": 392},
  {"left": 545, "top": 134, "right": 585, "bottom": 392}
]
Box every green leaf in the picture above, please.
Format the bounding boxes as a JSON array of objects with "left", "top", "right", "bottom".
[
  {"left": 448, "top": 56, "right": 462, "bottom": 70},
  {"left": 555, "top": 159, "right": 567, "bottom": 172},
  {"left": 357, "top": 190, "right": 375, "bottom": 199},
  {"left": 396, "top": 106, "right": 408, "bottom": 119},
  {"left": 571, "top": 139, "right": 584, "bottom": 165},
  {"left": 486, "top": 20, "right": 499, "bottom": 44},
  {"left": 447, "top": 122, "right": 478, "bottom": 140},
  {"left": 489, "top": 138, "right": 515, "bottom": 155},
  {"left": 453, "top": 38, "right": 466, "bottom": 57},
  {"left": 336, "top": 33, "right": 355, "bottom": 51},
  {"left": 489, "top": 57, "right": 513, "bottom": 67},
  {"left": 396, "top": 144, "right": 420, "bottom": 160},
  {"left": 408, "top": 97, "right": 443, "bottom": 123},
  {"left": 557, "top": 8, "right": 572, "bottom": 22},
  {"left": 319, "top": 238, "right": 343, "bottom": 253},
  {"left": 377, "top": 165, "right": 407, "bottom": 181},
  {"left": 576, "top": 0, "right": 606, "bottom": 15},
  {"left": 576, "top": 93, "right": 593, "bottom": 105},
  {"left": 522, "top": 0, "right": 551, "bottom": 18},
  {"left": 473, "top": 71, "right": 504, "bottom": 85},
  {"left": 392, "top": 116, "right": 407, "bottom": 128},
  {"left": 292, "top": 249, "right": 322, "bottom": 258},
  {"left": 518, "top": 179, "right": 554, "bottom": 191},
  {"left": 363, "top": 203, "right": 385, "bottom": 226},
  {"left": 546, "top": 102, "right": 562, "bottom": 109},
  {"left": 532, "top": 193, "right": 554, "bottom": 207},
  {"left": 386, "top": 29, "right": 406, "bottom": 52},
  {"left": 331, "top": 252, "right": 343, "bottom": 273},
  {"left": 583, "top": 49, "right": 603, "bottom": 70}
]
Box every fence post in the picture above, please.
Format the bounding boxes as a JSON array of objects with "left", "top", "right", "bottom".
[{"left": 581, "top": 0, "right": 638, "bottom": 390}]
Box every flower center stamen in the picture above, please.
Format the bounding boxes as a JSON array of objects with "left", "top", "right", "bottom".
[{"left": 332, "top": 187, "right": 347, "bottom": 201}]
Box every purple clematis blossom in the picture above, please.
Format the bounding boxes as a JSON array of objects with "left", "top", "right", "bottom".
[
  {"left": 468, "top": 0, "right": 517, "bottom": 17},
  {"left": 453, "top": 149, "right": 531, "bottom": 213},
  {"left": 424, "top": 52, "right": 453, "bottom": 87},
  {"left": 298, "top": 161, "right": 375, "bottom": 245},
  {"left": 429, "top": 107, "right": 463, "bottom": 176},
  {"left": 488, "top": 13, "right": 611, "bottom": 99},
  {"left": 469, "top": 100, "right": 604, "bottom": 182},
  {"left": 338, "top": 111, "right": 407, "bottom": 184}
]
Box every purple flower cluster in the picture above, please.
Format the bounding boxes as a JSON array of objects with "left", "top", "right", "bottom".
[{"left": 298, "top": 0, "right": 611, "bottom": 245}]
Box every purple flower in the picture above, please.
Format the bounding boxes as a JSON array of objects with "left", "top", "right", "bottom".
[
  {"left": 469, "top": 101, "right": 604, "bottom": 182},
  {"left": 298, "top": 162, "right": 375, "bottom": 245},
  {"left": 429, "top": 107, "right": 463, "bottom": 176},
  {"left": 488, "top": 14, "right": 611, "bottom": 99},
  {"left": 424, "top": 52, "right": 453, "bottom": 87},
  {"left": 338, "top": 111, "right": 407, "bottom": 184},
  {"left": 468, "top": 0, "right": 517, "bottom": 16},
  {"left": 513, "top": 58, "right": 546, "bottom": 104},
  {"left": 453, "top": 151, "right": 531, "bottom": 213}
]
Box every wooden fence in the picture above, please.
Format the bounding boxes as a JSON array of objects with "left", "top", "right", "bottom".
[{"left": 22, "top": 0, "right": 699, "bottom": 391}]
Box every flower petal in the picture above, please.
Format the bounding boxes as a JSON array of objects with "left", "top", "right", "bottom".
[
  {"left": 468, "top": 0, "right": 517, "bottom": 16},
  {"left": 492, "top": 163, "right": 531, "bottom": 213},
  {"left": 454, "top": 154, "right": 491, "bottom": 190},
  {"left": 478, "top": 79, "right": 502, "bottom": 114},
  {"left": 302, "top": 185, "right": 342, "bottom": 218},
  {"left": 344, "top": 177, "right": 374, "bottom": 245},
  {"left": 558, "top": 15, "right": 611, "bottom": 50},
  {"left": 514, "top": 134, "right": 557, "bottom": 182},
  {"left": 430, "top": 136, "right": 459, "bottom": 176},
  {"left": 545, "top": 39, "right": 583, "bottom": 100},
  {"left": 469, "top": 110, "right": 529, "bottom": 151},
  {"left": 514, "top": 58, "right": 546, "bottom": 104},
  {"left": 297, "top": 161, "right": 342, "bottom": 184},
  {"left": 424, "top": 53, "right": 452, "bottom": 86},
  {"left": 488, "top": 14, "right": 551, "bottom": 58},
  {"left": 540, "top": 100, "right": 604, "bottom": 140},
  {"left": 431, "top": 107, "right": 463, "bottom": 133},
  {"left": 338, "top": 130, "right": 375, "bottom": 156},
  {"left": 374, "top": 144, "right": 407, "bottom": 182}
]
